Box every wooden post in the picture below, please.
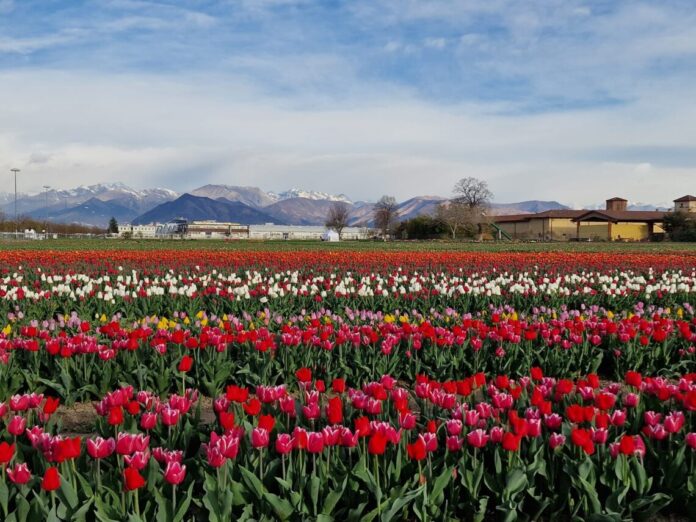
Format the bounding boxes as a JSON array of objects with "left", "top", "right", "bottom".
[{"left": 576, "top": 221, "right": 580, "bottom": 240}]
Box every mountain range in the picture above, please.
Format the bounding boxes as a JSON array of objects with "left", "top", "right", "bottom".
[{"left": 1, "top": 181, "right": 654, "bottom": 228}]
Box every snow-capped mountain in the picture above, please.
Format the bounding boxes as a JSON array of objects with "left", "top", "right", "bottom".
[
  {"left": 0, "top": 183, "right": 179, "bottom": 227},
  {"left": 189, "top": 185, "right": 276, "bottom": 208},
  {"left": 267, "top": 188, "right": 352, "bottom": 204}
]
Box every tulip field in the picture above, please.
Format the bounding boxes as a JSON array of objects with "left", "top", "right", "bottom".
[{"left": 0, "top": 248, "right": 694, "bottom": 521}]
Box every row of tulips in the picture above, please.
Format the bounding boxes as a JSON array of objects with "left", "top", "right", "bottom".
[
  {"left": 2, "top": 266, "right": 696, "bottom": 320},
  {"left": 0, "top": 307, "right": 693, "bottom": 402},
  {"left": 0, "top": 370, "right": 693, "bottom": 520},
  {"left": 2, "top": 250, "right": 696, "bottom": 273}
]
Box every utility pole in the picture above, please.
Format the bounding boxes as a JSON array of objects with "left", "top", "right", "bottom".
[{"left": 10, "top": 168, "right": 20, "bottom": 238}]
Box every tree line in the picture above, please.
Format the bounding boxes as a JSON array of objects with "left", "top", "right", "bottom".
[
  {"left": 325, "top": 177, "right": 493, "bottom": 240},
  {"left": 0, "top": 212, "right": 105, "bottom": 235}
]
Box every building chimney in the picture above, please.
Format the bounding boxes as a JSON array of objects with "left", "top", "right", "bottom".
[{"left": 606, "top": 197, "right": 628, "bottom": 211}]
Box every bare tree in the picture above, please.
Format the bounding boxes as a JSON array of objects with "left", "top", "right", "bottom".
[
  {"left": 373, "top": 195, "right": 398, "bottom": 239},
  {"left": 436, "top": 201, "right": 472, "bottom": 239},
  {"left": 452, "top": 177, "right": 493, "bottom": 240},
  {"left": 453, "top": 177, "right": 493, "bottom": 209},
  {"left": 325, "top": 202, "right": 351, "bottom": 239}
]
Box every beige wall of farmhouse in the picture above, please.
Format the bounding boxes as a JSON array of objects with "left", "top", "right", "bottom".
[
  {"left": 498, "top": 218, "right": 577, "bottom": 241},
  {"left": 498, "top": 219, "right": 664, "bottom": 241}
]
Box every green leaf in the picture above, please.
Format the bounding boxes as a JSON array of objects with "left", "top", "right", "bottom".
[
  {"left": 503, "top": 468, "right": 528, "bottom": 500},
  {"left": 173, "top": 483, "right": 194, "bottom": 522},
  {"left": 0, "top": 478, "right": 8, "bottom": 517},
  {"left": 429, "top": 466, "right": 452, "bottom": 506},
  {"left": 381, "top": 486, "right": 423, "bottom": 522},
  {"left": 58, "top": 475, "right": 80, "bottom": 511},
  {"left": 263, "top": 492, "right": 295, "bottom": 520},
  {"left": 309, "top": 475, "right": 321, "bottom": 516},
  {"left": 239, "top": 466, "right": 266, "bottom": 500},
  {"left": 321, "top": 479, "right": 346, "bottom": 516}
]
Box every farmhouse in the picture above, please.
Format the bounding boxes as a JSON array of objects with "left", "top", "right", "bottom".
[{"left": 494, "top": 195, "right": 695, "bottom": 241}]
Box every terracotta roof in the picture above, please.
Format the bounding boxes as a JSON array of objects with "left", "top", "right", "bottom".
[
  {"left": 606, "top": 197, "right": 628, "bottom": 202},
  {"left": 674, "top": 195, "right": 696, "bottom": 203},
  {"left": 493, "top": 210, "right": 588, "bottom": 223},
  {"left": 572, "top": 210, "right": 666, "bottom": 223},
  {"left": 492, "top": 214, "right": 534, "bottom": 223},
  {"left": 533, "top": 210, "right": 587, "bottom": 219}
]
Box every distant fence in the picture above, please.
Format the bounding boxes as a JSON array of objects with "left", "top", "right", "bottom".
[{"left": 0, "top": 232, "right": 111, "bottom": 241}]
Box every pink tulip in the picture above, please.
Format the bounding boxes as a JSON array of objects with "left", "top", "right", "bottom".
[
  {"left": 124, "top": 450, "right": 150, "bottom": 470},
  {"left": 643, "top": 411, "right": 662, "bottom": 427},
  {"left": 307, "top": 432, "right": 325, "bottom": 454},
  {"left": 7, "top": 416, "right": 26, "bottom": 436},
  {"left": 163, "top": 462, "right": 186, "bottom": 485},
  {"left": 549, "top": 433, "right": 566, "bottom": 450},
  {"left": 7, "top": 463, "right": 31, "bottom": 484},
  {"left": 624, "top": 393, "right": 639, "bottom": 408},
  {"left": 466, "top": 429, "right": 489, "bottom": 448},
  {"left": 251, "top": 428, "right": 270, "bottom": 449},
  {"left": 340, "top": 428, "right": 358, "bottom": 448},
  {"left": 446, "top": 436, "right": 463, "bottom": 452},
  {"left": 446, "top": 419, "right": 463, "bottom": 436},
  {"left": 490, "top": 426, "right": 504, "bottom": 444},
  {"left": 399, "top": 412, "right": 417, "bottom": 430},
  {"left": 275, "top": 434, "right": 293, "bottom": 455},
  {"left": 464, "top": 410, "right": 480, "bottom": 427},
  {"left": 664, "top": 412, "right": 685, "bottom": 433},
  {"left": 87, "top": 437, "right": 115, "bottom": 459},
  {"left": 140, "top": 412, "right": 157, "bottom": 430},
  {"left": 161, "top": 406, "right": 180, "bottom": 427},
  {"left": 543, "top": 413, "right": 562, "bottom": 430},
  {"left": 609, "top": 409, "right": 626, "bottom": 427},
  {"left": 685, "top": 433, "right": 696, "bottom": 450}
]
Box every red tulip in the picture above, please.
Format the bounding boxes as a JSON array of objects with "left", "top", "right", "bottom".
[
  {"left": 0, "top": 442, "right": 15, "bottom": 464},
  {"left": 123, "top": 466, "right": 146, "bottom": 491},
  {"left": 326, "top": 397, "right": 343, "bottom": 425},
  {"left": 501, "top": 432, "right": 520, "bottom": 452},
  {"left": 368, "top": 432, "right": 387, "bottom": 455},
  {"left": 108, "top": 406, "right": 124, "bottom": 426},
  {"left": 41, "top": 467, "right": 61, "bottom": 491},
  {"left": 407, "top": 438, "right": 427, "bottom": 461},
  {"left": 619, "top": 435, "right": 635, "bottom": 455},
  {"left": 354, "top": 416, "right": 371, "bottom": 438},
  {"left": 625, "top": 371, "right": 642, "bottom": 388},
  {"left": 126, "top": 401, "right": 140, "bottom": 416},
  {"left": 295, "top": 367, "right": 312, "bottom": 383},
  {"left": 219, "top": 411, "right": 235, "bottom": 431},
  {"left": 331, "top": 378, "right": 346, "bottom": 393},
  {"left": 43, "top": 397, "right": 60, "bottom": 415},
  {"left": 177, "top": 356, "right": 193, "bottom": 373},
  {"left": 256, "top": 414, "right": 274, "bottom": 433},
  {"left": 243, "top": 398, "right": 262, "bottom": 416}
]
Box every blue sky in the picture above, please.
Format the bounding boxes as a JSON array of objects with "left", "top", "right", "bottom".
[{"left": 0, "top": 0, "right": 695, "bottom": 205}]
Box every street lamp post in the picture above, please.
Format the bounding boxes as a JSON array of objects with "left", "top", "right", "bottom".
[
  {"left": 43, "top": 185, "right": 50, "bottom": 236},
  {"left": 10, "top": 168, "right": 20, "bottom": 238}
]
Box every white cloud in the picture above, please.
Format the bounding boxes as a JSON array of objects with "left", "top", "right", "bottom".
[
  {"left": 0, "top": 68, "right": 694, "bottom": 206},
  {"left": 423, "top": 37, "right": 447, "bottom": 50}
]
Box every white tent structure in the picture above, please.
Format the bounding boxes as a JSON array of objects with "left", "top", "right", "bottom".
[{"left": 321, "top": 230, "right": 340, "bottom": 242}]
